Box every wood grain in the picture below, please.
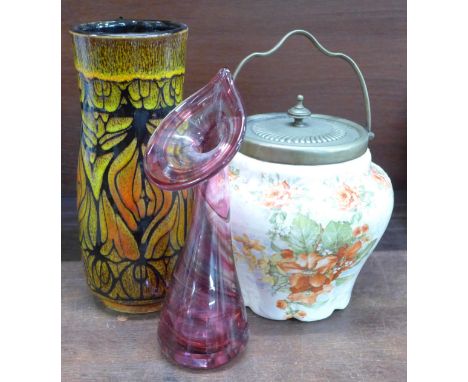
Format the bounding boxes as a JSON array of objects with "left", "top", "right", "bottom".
[
  {"left": 62, "top": 250, "right": 406, "bottom": 381},
  {"left": 62, "top": 0, "right": 407, "bottom": 196}
]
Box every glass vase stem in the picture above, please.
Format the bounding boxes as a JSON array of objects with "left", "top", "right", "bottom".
[{"left": 157, "top": 167, "right": 248, "bottom": 369}]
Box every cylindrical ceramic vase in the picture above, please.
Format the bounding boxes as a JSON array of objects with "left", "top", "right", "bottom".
[{"left": 70, "top": 19, "right": 192, "bottom": 313}]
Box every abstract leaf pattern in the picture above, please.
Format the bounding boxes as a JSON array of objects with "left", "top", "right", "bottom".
[{"left": 77, "top": 73, "right": 192, "bottom": 306}]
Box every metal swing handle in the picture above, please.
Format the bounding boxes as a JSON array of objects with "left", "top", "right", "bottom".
[{"left": 233, "top": 29, "right": 373, "bottom": 139}]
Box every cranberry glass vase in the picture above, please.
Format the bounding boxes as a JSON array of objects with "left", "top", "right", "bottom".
[{"left": 144, "top": 68, "right": 248, "bottom": 369}]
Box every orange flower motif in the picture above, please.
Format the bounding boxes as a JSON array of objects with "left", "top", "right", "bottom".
[
  {"left": 277, "top": 251, "right": 322, "bottom": 274},
  {"left": 277, "top": 259, "right": 305, "bottom": 273},
  {"left": 336, "top": 241, "right": 362, "bottom": 261},
  {"left": 296, "top": 311, "right": 307, "bottom": 319},
  {"left": 270, "top": 231, "right": 367, "bottom": 308},
  {"left": 288, "top": 291, "right": 318, "bottom": 305},
  {"left": 228, "top": 167, "right": 239, "bottom": 181},
  {"left": 296, "top": 252, "right": 323, "bottom": 270},
  {"left": 308, "top": 273, "right": 328, "bottom": 288},
  {"left": 263, "top": 181, "right": 293, "bottom": 208},
  {"left": 288, "top": 262, "right": 333, "bottom": 294},
  {"left": 315, "top": 255, "right": 338, "bottom": 274},
  {"left": 234, "top": 234, "right": 265, "bottom": 253},
  {"left": 337, "top": 184, "right": 360, "bottom": 210},
  {"left": 276, "top": 300, "right": 288, "bottom": 309},
  {"left": 289, "top": 273, "right": 312, "bottom": 293},
  {"left": 354, "top": 224, "right": 369, "bottom": 237},
  {"left": 281, "top": 249, "right": 295, "bottom": 259},
  {"left": 370, "top": 165, "right": 389, "bottom": 187},
  {"left": 233, "top": 234, "right": 266, "bottom": 271}
]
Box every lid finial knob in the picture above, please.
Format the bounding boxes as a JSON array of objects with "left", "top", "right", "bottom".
[{"left": 287, "top": 94, "right": 312, "bottom": 126}]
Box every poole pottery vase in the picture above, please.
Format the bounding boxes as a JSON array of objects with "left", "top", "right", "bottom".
[
  {"left": 229, "top": 30, "right": 394, "bottom": 321},
  {"left": 70, "top": 20, "right": 192, "bottom": 313}
]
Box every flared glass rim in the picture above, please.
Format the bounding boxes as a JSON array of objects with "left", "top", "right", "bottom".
[{"left": 144, "top": 68, "right": 246, "bottom": 191}]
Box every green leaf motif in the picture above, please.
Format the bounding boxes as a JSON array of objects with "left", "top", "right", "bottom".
[
  {"left": 351, "top": 211, "right": 362, "bottom": 225},
  {"left": 354, "top": 239, "right": 377, "bottom": 264},
  {"left": 286, "top": 214, "right": 321, "bottom": 253},
  {"left": 335, "top": 274, "right": 355, "bottom": 286},
  {"left": 269, "top": 211, "right": 287, "bottom": 225},
  {"left": 322, "top": 221, "right": 353, "bottom": 251},
  {"left": 270, "top": 241, "right": 281, "bottom": 252}
]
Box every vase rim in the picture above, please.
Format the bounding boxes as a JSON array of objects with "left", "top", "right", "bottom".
[{"left": 70, "top": 19, "right": 188, "bottom": 38}]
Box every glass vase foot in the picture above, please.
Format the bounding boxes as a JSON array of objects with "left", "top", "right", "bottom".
[
  {"left": 159, "top": 338, "right": 247, "bottom": 369},
  {"left": 158, "top": 318, "right": 248, "bottom": 369}
]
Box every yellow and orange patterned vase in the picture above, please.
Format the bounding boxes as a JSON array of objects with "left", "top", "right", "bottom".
[{"left": 70, "top": 20, "right": 192, "bottom": 313}]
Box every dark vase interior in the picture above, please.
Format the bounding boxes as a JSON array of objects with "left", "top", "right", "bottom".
[{"left": 71, "top": 19, "right": 187, "bottom": 36}]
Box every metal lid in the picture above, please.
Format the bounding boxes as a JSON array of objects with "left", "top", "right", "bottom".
[
  {"left": 233, "top": 29, "right": 374, "bottom": 166},
  {"left": 240, "top": 95, "right": 369, "bottom": 165}
]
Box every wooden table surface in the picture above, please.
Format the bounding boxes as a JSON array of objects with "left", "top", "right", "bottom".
[{"left": 62, "top": 248, "right": 406, "bottom": 381}]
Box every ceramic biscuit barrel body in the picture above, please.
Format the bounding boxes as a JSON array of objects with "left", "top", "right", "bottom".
[
  {"left": 229, "top": 30, "right": 394, "bottom": 321},
  {"left": 229, "top": 148, "right": 393, "bottom": 321},
  {"left": 70, "top": 20, "right": 192, "bottom": 313}
]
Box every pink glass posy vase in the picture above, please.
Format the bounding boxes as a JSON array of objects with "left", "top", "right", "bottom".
[{"left": 144, "top": 68, "right": 248, "bottom": 369}]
